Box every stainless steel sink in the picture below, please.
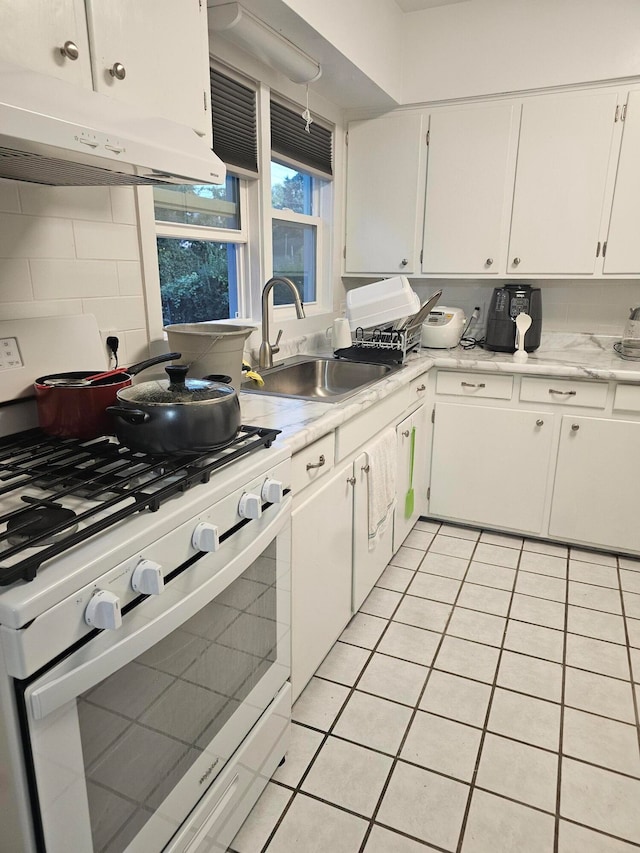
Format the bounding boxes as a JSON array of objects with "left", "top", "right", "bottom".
[{"left": 241, "top": 356, "right": 402, "bottom": 402}]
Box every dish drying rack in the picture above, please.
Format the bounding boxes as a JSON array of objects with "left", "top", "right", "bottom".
[{"left": 335, "top": 321, "right": 422, "bottom": 365}]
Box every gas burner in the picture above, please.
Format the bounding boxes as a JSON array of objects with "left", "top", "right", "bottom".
[{"left": 7, "top": 504, "right": 78, "bottom": 546}]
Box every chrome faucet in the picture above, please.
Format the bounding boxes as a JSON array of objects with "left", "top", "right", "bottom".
[{"left": 259, "top": 277, "right": 306, "bottom": 369}]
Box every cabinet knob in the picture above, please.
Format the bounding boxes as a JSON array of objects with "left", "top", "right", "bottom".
[
  {"left": 571, "top": 423, "right": 580, "bottom": 431},
  {"left": 485, "top": 258, "right": 494, "bottom": 266},
  {"left": 109, "top": 62, "right": 127, "bottom": 80},
  {"left": 536, "top": 419, "right": 544, "bottom": 427},
  {"left": 416, "top": 384, "right": 426, "bottom": 392},
  {"left": 347, "top": 476, "right": 356, "bottom": 486},
  {"left": 400, "top": 258, "right": 408, "bottom": 267},
  {"left": 403, "top": 429, "right": 411, "bottom": 437},
  {"left": 512, "top": 257, "right": 521, "bottom": 266},
  {"left": 60, "top": 40, "right": 79, "bottom": 60}
]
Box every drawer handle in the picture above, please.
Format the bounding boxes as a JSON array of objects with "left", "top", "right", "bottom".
[
  {"left": 571, "top": 423, "right": 580, "bottom": 431},
  {"left": 416, "top": 384, "right": 426, "bottom": 393},
  {"left": 461, "top": 382, "right": 486, "bottom": 389},
  {"left": 306, "top": 454, "right": 326, "bottom": 471},
  {"left": 536, "top": 419, "right": 544, "bottom": 427},
  {"left": 548, "top": 388, "right": 576, "bottom": 396}
]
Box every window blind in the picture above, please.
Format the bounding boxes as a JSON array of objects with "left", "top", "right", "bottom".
[
  {"left": 270, "top": 100, "right": 333, "bottom": 178},
  {"left": 210, "top": 69, "right": 258, "bottom": 174}
]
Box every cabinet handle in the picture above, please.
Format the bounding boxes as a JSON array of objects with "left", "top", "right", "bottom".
[
  {"left": 536, "top": 419, "right": 544, "bottom": 427},
  {"left": 361, "top": 464, "right": 370, "bottom": 473},
  {"left": 512, "top": 257, "right": 521, "bottom": 266},
  {"left": 548, "top": 388, "right": 576, "bottom": 396},
  {"left": 461, "top": 381, "right": 486, "bottom": 389},
  {"left": 402, "top": 429, "right": 411, "bottom": 437},
  {"left": 347, "top": 476, "right": 356, "bottom": 486},
  {"left": 60, "top": 40, "right": 79, "bottom": 60},
  {"left": 485, "top": 258, "right": 493, "bottom": 266},
  {"left": 571, "top": 423, "right": 580, "bottom": 431},
  {"left": 306, "top": 454, "right": 326, "bottom": 471},
  {"left": 416, "top": 384, "right": 426, "bottom": 393},
  {"left": 400, "top": 258, "right": 408, "bottom": 267},
  {"left": 109, "top": 62, "right": 127, "bottom": 80}
]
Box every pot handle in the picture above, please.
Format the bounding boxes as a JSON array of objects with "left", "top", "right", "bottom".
[
  {"left": 126, "top": 352, "right": 181, "bottom": 376},
  {"left": 203, "top": 374, "right": 233, "bottom": 385},
  {"left": 106, "top": 406, "right": 150, "bottom": 425}
]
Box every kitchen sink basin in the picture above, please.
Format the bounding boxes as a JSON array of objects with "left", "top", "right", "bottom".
[{"left": 241, "top": 357, "right": 403, "bottom": 402}]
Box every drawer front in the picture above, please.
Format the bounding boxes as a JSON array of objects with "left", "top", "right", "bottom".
[
  {"left": 291, "top": 432, "right": 335, "bottom": 494},
  {"left": 520, "top": 377, "right": 607, "bottom": 409},
  {"left": 614, "top": 383, "right": 640, "bottom": 413},
  {"left": 436, "top": 371, "right": 513, "bottom": 400}
]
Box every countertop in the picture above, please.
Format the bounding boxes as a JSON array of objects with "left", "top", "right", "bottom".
[{"left": 239, "top": 333, "right": 640, "bottom": 455}]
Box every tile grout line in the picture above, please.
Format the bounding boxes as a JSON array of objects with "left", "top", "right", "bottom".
[
  {"left": 616, "top": 555, "right": 640, "bottom": 759},
  {"left": 553, "top": 540, "right": 571, "bottom": 853}
]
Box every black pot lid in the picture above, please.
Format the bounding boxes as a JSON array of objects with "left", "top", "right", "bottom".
[{"left": 118, "top": 365, "right": 235, "bottom": 404}]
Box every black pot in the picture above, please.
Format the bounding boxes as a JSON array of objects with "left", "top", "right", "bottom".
[{"left": 107, "top": 366, "right": 240, "bottom": 455}]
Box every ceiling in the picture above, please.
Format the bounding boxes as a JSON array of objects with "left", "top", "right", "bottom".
[{"left": 395, "top": 0, "right": 471, "bottom": 11}]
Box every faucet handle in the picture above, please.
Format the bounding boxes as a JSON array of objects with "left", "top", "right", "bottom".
[{"left": 272, "top": 329, "right": 283, "bottom": 355}]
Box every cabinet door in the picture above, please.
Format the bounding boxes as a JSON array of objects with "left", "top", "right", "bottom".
[
  {"left": 353, "top": 451, "right": 394, "bottom": 612},
  {"left": 0, "top": 0, "right": 91, "bottom": 87},
  {"left": 603, "top": 91, "right": 640, "bottom": 275},
  {"left": 345, "top": 113, "right": 425, "bottom": 274},
  {"left": 85, "top": 0, "right": 211, "bottom": 139},
  {"left": 549, "top": 416, "right": 640, "bottom": 553},
  {"left": 421, "top": 104, "right": 517, "bottom": 274},
  {"left": 429, "top": 403, "right": 554, "bottom": 533},
  {"left": 291, "top": 460, "right": 354, "bottom": 700},
  {"left": 394, "top": 406, "right": 428, "bottom": 550},
  {"left": 507, "top": 92, "right": 618, "bottom": 275}
]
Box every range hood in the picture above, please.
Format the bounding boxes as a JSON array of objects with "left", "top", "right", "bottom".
[{"left": 0, "top": 61, "right": 226, "bottom": 187}]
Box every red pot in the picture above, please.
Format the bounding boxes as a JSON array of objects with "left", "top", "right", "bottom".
[{"left": 34, "top": 353, "right": 180, "bottom": 440}]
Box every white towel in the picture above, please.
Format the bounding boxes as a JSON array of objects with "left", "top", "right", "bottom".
[{"left": 367, "top": 427, "right": 397, "bottom": 551}]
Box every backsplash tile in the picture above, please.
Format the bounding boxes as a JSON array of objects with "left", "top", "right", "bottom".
[{"left": 30, "top": 259, "right": 120, "bottom": 300}]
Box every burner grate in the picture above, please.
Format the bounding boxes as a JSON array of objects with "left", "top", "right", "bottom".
[{"left": 0, "top": 426, "right": 280, "bottom": 585}]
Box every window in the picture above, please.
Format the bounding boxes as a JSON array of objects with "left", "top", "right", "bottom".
[
  {"left": 271, "top": 162, "right": 323, "bottom": 306},
  {"left": 270, "top": 99, "right": 333, "bottom": 312},
  {"left": 154, "top": 177, "right": 244, "bottom": 326}
]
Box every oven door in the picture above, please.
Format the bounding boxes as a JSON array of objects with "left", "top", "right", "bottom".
[{"left": 19, "top": 498, "right": 291, "bottom": 853}]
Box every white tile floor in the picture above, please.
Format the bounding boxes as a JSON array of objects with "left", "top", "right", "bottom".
[{"left": 229, "top": 519, "right": 640, "bottom": 853}]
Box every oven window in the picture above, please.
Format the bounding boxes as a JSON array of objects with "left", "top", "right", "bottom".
[{"left": 76, "top": 547, "right": 277, "bottom": 853}]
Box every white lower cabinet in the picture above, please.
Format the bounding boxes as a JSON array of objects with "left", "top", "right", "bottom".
[
  {"left": 290, "top": 459, "right": 354, "bottom": 701},
  {"left": 394, "top": 406, "right": 429, "bottom": 550},
  {"left": 429, "top": 402, "right": 555, "bottom": 534},
  {"left": 549, "top": 415, "right": 640, "bottom": 553}
]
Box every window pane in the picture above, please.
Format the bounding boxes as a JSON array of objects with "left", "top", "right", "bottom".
[
  {"left": 271, "top": 162, "right": 313, "bottom": 215},
  {"left": 153, "top": 177, "right": 240, "bottom": 229},
  {"left": 157, "top": 238, "right": 238, "bottom": 325},
  {"left": 272, "top": 220, "right": 316, "bottom": 304}
]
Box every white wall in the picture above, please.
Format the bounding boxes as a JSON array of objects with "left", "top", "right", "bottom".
[
  {"left": 401, "top": 0, "right": 640, "bottom": 104},
  {"left": 0, "top": 181, "right": 149, "bottom": 365}
]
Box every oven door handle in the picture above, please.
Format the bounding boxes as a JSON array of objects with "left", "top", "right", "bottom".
[{"left": 27, "top": 498, "right": 291, "bottom": 722}]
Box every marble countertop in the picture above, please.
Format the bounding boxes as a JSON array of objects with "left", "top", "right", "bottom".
[{"left": 240, "top": 333, "right": 640, "bottom": 455}]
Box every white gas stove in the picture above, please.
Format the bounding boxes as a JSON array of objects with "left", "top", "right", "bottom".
[{"left": 0, "top": 316, "right": 292, "bottom": 853}]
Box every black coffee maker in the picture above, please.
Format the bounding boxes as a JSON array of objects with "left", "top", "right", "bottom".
[{"left": 485, "top": 285, "right": 542, "bottom": 352}]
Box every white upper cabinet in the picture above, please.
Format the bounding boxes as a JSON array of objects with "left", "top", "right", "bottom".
[
  {"left": 602, "top": 90, "right": 640, "bottom": 275},
  {"left": 345, "top": 113, "right": 426, "bottom": 274},
  {"left": 1, "top": 0, "right": 212, "bottom": 142},
  {"left": 421, "top": 103, "right": 518, "bottom": 275},
  {"left": 85, "top": 0, "right": 211, "bottom": 140},
  {"left": 0, "top": 0, "right": 92, "bottom": 87},
  {"left": 507, "top": 91, "right": 618, "bottom": 275}
]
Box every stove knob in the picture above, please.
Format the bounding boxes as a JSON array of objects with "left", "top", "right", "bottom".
[
  {"left": 238, "top": 492, "right": 262, "bottom": 520},
  {"left": 261, "top": 478, "right": 283, "bottom": 504},
  {"left": 132, "top": 559, "right": 164, "bottom": 595},
  {"left": 192, "top": 522, "right": 220, "bottom": 552},
  {"left": 85, "top": 590, "right": 122, "bottom": 630}
]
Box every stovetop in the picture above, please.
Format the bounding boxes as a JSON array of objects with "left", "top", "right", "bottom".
[{"left": 0, "top": 426, "right": 280, "bottom": 586}]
